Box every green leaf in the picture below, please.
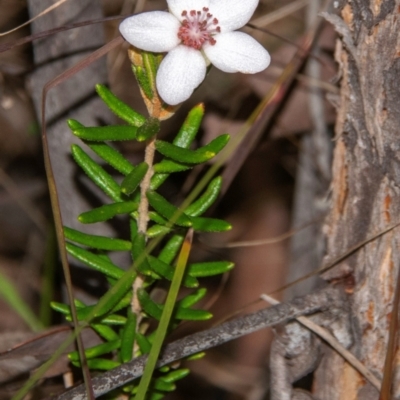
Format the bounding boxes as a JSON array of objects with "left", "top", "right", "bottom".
[
  {"left": 147, "top": 255, "right": 198, "bottom": 288},
  {"left": 120, "top": 309, "right": 136, "bottom": 363},
  {"left": 155, "top": 134, "right": 230, "bottom": 164},
  {"left": 160, "top": 369, "right": 190, "bottom": 383},
  {"left": 153, "top": 160, "right": 191, "bottom": 174},
  {"left": 91, "top": 324, "right": 119, "bottom": 342},
  {"left": 135, "top": 332, "right": 152, "bottom": 354},
  {"left": 71, "top": 144, "right": 122, "bottom": 202},
  {"left": 146, "top": 225, "right": 171, "bottom": 238},
  {"left": 69, "top": 340, "right": 121, "bottom": 361},
  {"left": 146, "top": 191, "right": 192, "bottom": 227},
  {"left": 185, "top": 176, "right": 222, "bottom": 217},
  {"left": 137, "top": 288, "right": 162, "bottom": 320},
  {"left": 158, "top": 235, "right": 184, "bottom": 264},
  {"left": 78, "top": 201, "right": 138, "bottom": 224},
  {"left": 121, "top": 162, "right": 149, "bottom": 195},
  {"left": 99, "top": 314, "right": 127, "bottom": 325},
  {"left": 173, "top": 103, "right": 204, "bottom": 148},
  {"left": 152, "top": 379, "right": 176, "bottom": 392},
  {"left": 178, "top": 288, "right": 207, "bottom": 308},
  {"left": 68, "top": 119, "right": 135, "bottom": 175},
  {"left": 136, "top": 118, "right": 160, "bottom": 142},
  {"left": 174, "top": 308, "right": 212, "bottom": 321},
  {"left": 87, "top": 142, "right": 134, "bottom": 176},
  {"left": 137, "top": 288, "right": 211, "bottom": 321},
  {"left": 50, "top": 302, "right": 69, "bottom": 315},
  {"left": 71, "top": 358, "right": 120, "bottom": 370},
  {"left": 66, "top": 242, "right": 124, "bottom": 279},
  {"left": 132, "top": 65, "right": 153, "bottom": 100},
  {"left": 150, "top": 104, "right": 204, "bottom": 189},
  {"left": 92, "top": 269, "right": 137, "bottom": 319},
  {"left": 96, "top": 84, "right": 146, "bottom": 127},
  {"left": 189, "top": 216, "right": 232, "bottom": 232},
  {"left": 71, "top": 125, "right": 138, "bottom": 141},
  {"left": 188, "top": 261, "right": 234, "bottom": 277},
  {"left": 64, "top": 227, "right": 131, "bottom": 251}
]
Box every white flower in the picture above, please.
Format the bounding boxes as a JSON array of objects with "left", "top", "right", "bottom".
[{"left": 119, "top": 0, "right": 270, "bottom": 105}]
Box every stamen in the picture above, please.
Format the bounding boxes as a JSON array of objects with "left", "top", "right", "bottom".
[{"left": 178, "top": 7, "right": 221, "bottom": 50}]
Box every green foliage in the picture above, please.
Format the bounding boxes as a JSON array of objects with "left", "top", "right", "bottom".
[{"left": 53, "top": 85, "right": 233, "bottom": 399}]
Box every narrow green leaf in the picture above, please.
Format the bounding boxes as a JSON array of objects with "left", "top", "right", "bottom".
[
  {"left": 91, "top": 324, "right": 119, "bottom": 342},
  {"left": 188, "top": 261, "right": 234, "bottom": 277},
  {"left": 148, "top": 212, "right": 168, "bottom": 225},
  {"left": 64, "top": 227, "right": 131, "bottom": 251},
  {"left": 150, "top": 104, "right": 204, "bottom": 189},
  {"left": 133, "top": 65, "right": 153, "bottom": 99},
  {"left": 153, "top": 160, "right": 191, "bottom": 174},
  {"left": 50, "top": 302, "right": 69, "bottom": 315},
  {"left": 121, "top": 162, "right": 149, "bottom": 195},
  {"left": 174, "top": 308, "right": 212, "bottom": 321},
  {"left": 87, "top": 142, "right": 134, "bottom": 176},
  {"left": 99, "top": 314, "right": 127, "bottom": 325},
  {"left": 148, "top": 391, "right": 165, "bottom": 400},
  {"left": 72, "top": 125, "right": 138, "bottom": 141},
  {"left": 160, "top": 369, "right": 190, "bottom": 383},
  {"left": 136, "top": 118, "right": 160, "bottom": 142},
  {"left": 173, "top": 103, "right": 204, "bottom": 148},
  {"left": 137, "top": 288, "right": 162, "bottom": 320},
  {"left": 146, "top": 224, "right": 171, "bottom": 238},
  {"left": 178, "top": 288, "right": 207, "bottom": 308},
  {"left": 78, "top": 201, "right": 138, "bottom": 224},
  {"left": 153, "top": 379, "right": 176, "bottom": 392},
  {"left": 68, "top": 119, "right": 135, "bottom": 175},
  {"left": 186, "top": 352, "right": 206, "bottom": 361},
  {"left": 66, "top": 242, "right": 124, "bottom": 279},
  {"left": 147, "top": 191, "right": 192, "bottom": 227},
  {"left": 147, "top": 255, "right": 198, "bottom": 288},
  {"left": 69, "top": 340, "right": 121, "bottom": 361},
  {"left": 155, "top": 134, "right": 230, "bottom": 164},
  {"left": 185, "top": 176, "right": 222, "bottom": 217},
  {"left": 0, "top": 270, "right": 43, "bottom": 331},
  {"left": 132, "top": 233, "right": 152, "bottom": 274},
  {"left": 189, "top": 216, "right": 232, "bottom": 232},
  {"left": 142, "top": 52, "right": 159, "bottom": 93},
  {"left": 92, "top": 269, "right": 137, "bottom": 319},
  {"left": 71, "top": 358, "right": 120, "bottom": 370},
  {"left": 135, "top": 332, "right": 152, "bottom": 354},
  {"left": 96, "top": 84, "right": 146, "bottom": 127},
  {"left": 71, "top": 144, "right": 122, "bottom": 202},
  {"left": 158, "top": 235, "right": 184, "bottom": 264},
  {"left": 120, "top": 309, "right": 136, "bottom": 363}
]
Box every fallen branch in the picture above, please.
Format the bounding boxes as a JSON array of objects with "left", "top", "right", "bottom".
[{"left": 55, "top": 286, "right": 341, "bottom": 400}]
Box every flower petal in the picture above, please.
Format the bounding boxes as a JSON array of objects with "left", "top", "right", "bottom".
[
  {"left": 204, "top": 31, "right": 270, "bottom": 73},
  {"left": 156, "top": 46, "right": 206, "bottom": 105},
  {"left": 119, "top": 11, "right": 181, "bottom": 52},
  {"left": 209, "top": 0, "right": 259, "bottom": 32},
  {"left": 167, "top": 0, "right": 210, "bottom": 20}
]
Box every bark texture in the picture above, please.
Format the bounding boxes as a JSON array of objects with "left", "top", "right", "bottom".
[{"left": 314, "top": 1, "right": 400, "bottom": 398}]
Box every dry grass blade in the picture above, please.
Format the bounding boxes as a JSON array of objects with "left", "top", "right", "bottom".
[{"left": 0, "top": 0, "right": 71, "bottom": 36}]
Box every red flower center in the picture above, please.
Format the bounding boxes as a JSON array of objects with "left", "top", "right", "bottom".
[{"left": 177, "top": 8, "right": 221, "bottom": 50}]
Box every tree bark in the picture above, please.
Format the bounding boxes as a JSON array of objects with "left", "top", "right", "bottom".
[{"left": 314, "top": 1, "right": 400, "bottom": 398}]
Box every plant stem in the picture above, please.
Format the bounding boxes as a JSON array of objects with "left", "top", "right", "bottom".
[{"left": 132, "top": 137, "right": 156, "bottom": 339}]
